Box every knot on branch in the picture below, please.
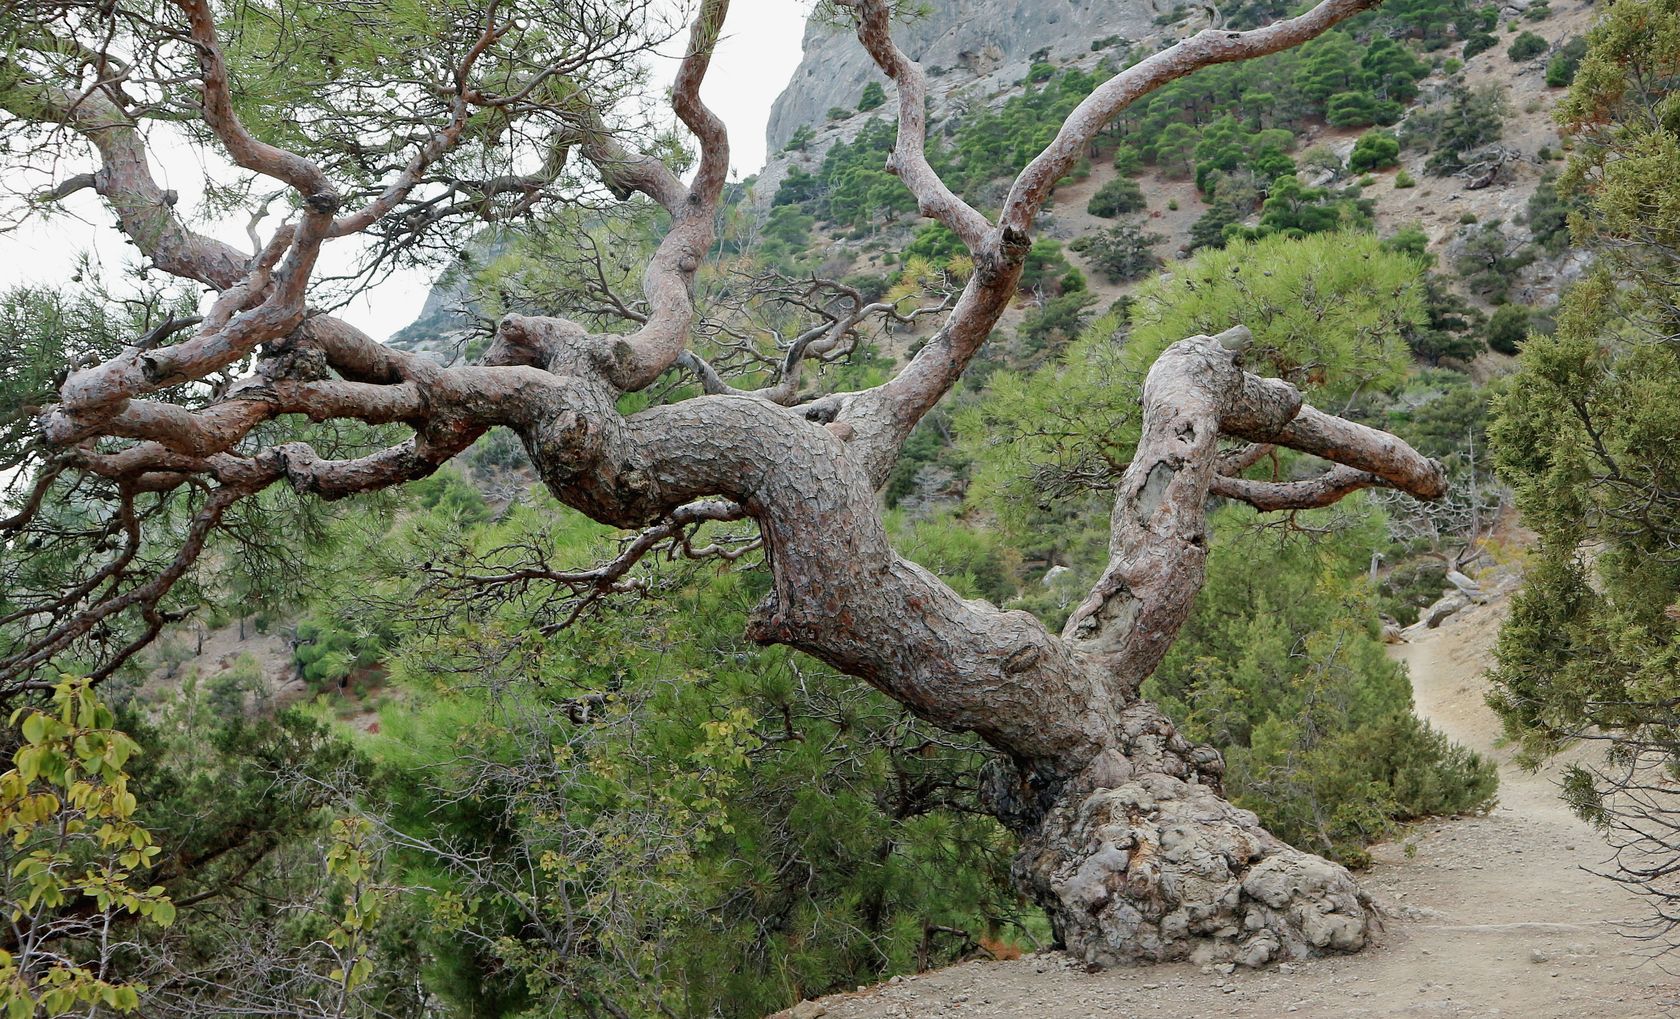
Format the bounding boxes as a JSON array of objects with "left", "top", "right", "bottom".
[
  {"left": 304, "top": 191, "right": 341, "bottom": 214},
  {"left": 999, "top": 224, "right": 1032, "bottom": 258},
  {"left": 257, "top": 341, "right": 331, "bottom": 384},
  {"left": 745, "top": 596, "right": 794, "bottom": 646},
  {"left": 484, "top": 313, "right": 588, "bottom": 370},
  {"left": 137, "top": 353, "right": 167, "bottom": 385}
]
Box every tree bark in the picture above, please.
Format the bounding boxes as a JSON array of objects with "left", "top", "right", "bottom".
[
  {"left": 498, "top": 327, "right": 1436, "bottom": 968},
  {"left": 3, "top": 0, "right": 1442, "bottom": 971}
]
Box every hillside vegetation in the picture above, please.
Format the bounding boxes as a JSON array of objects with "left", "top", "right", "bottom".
[{"left": 1, "top": 0, "right": 1661, "bottom": 1015}]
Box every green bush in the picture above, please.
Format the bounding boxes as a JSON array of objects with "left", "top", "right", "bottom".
[
  {"left": 1545, "top": 36, "right": 1588, "bottom": 86},
  {"left": 1111, "top": 144, "right": 1143, "bottom": 175},
  {"left": 1086, "top": 175, "right": 1147, "bottom": 217},
  {"left": 1405, "top": 83, "right": 1508, "bottom": 176},
  {"left": 1348, "top": 130, "right": 1401, "bottom": 173},
  {"left": 1525, "top": 171, "right": 1576, "bottom": 253},
  {"left": 1462, "top": 32, "right": 1497, "bottom": 58},
  {"left": 1454, "top": 220, "right": 1536, "bottom": 300},
  {"left": 1507, "top": 31, "right": 1548, "bottom": 62},
  {"left": 1395, "top": 170, "right": 1417, "bottom": 188},
  {"left": 1326, "top": 91, "right": 1403, "bottom": 128},
  {"left": 1146, "top": 505, "right": 1498, "bottom": 865},
  {"left": 1070, "top": 222, "right": 1164, "bottom": 282},
  {"left": 1486, "top": 303, "right": 1531, "bottom": 354},
  {"left": 1020, "top": 292, "right": 1098, "bottom": 352},
  {"left": 783, "top": 125, "right": 814, "bottom": 152},
  {"left": 1402, "top": 274, "right": 1487, "bottom": 364},
  {"left": 857, "top": 81, "right": 886, "bottom": 111},
  {"left": 1019, "top": 238, "right": 1077, "bottom": 293}
]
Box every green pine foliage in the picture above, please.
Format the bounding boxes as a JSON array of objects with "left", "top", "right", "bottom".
[
  {"left": 1349, "top": 130, "right": 1402, "bottom": 173},
  {"left": 774, "top": 6, "right": 1471, "bottom": 227},
  {"left": 1145, "top": 505, "right": 1497, "bottom": 864},
  {"left": 1086, "top": 175, "right": 1147, "bottom": 217},
  {"left": 1507, "top": 30, "right": 1549, "bottom": 62},
  {"left": 960, "top": 231, "right": 1425, "bottom": 531},
  {"left": 1488, "top": 0, "right": 1680, "bottom": 835},
  {"left": 1244, "top": 173, "right": 1376, "bottom": 239},
  {"left": 1452, "top": 219, "right": 1535, "bottom": 300},
  {"left": 1403, "top": 83, "right": 1509, "bottom": 175},
  {"left": 1070, "top": 222, "right": 1164, "bottom": 282},
  {"left": 298, "top": 482, "right": 1029, "bottom": 1018},
  {"left": 773, "top": 119, "right": 916, "bottom": 229}
]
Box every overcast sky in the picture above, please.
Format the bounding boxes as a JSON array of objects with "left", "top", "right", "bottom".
[{"left": 0, "top": 0, "right": 811, "bottom": 338}]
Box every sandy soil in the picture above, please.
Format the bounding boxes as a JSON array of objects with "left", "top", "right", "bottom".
[{"left": 784, "top": 588, "right": 1680, "bottom": 1018}]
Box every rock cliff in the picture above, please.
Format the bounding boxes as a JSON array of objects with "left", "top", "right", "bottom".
[{"left": 765, "top": 0, "right": 1164, "bottom": 152}]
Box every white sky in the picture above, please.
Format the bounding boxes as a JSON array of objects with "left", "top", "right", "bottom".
[{"left": 0, "top": 0, "right": 810, "bottom": 338}]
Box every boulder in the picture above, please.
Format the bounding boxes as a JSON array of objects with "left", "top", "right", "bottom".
[{"left": 1422, "top": 592, "right": 1471, "bottom": 628}]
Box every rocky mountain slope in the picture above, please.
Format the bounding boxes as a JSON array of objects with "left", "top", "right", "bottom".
[
  {"left": 391, "top": 0, "right": 1593, "bottom": 363},
  {"left": 765, "top": 0, "right": 1161, "bottom": 152}
]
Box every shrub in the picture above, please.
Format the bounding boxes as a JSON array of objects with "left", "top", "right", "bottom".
[
  {"left": 1020, "top": 292, "right": 1097, "bottom": 352},
  {"left": 1070, "top": 222, "right": 1164, "bottom": 282},
  {"left": 1545, "top": 36, "right": 1588, "bottom": 86},
  {"left": 1454, "top": 220, "right": 1536, "bottom": 300},
  {"left": 1348, "top": 130, "right": 1401, "bottom": 173},
  {"left": 826, "top": 106, "right": 848, "bottom": 121},
  {"left": 1188, "top": 199, "right": 1237, "bottom": 249},
  {"left": 1019, "top": 238, "right": 1076, "bottom": 293},
  {"left": 1086, "top": 175, "right": 1147, "bottom": 217},
  {"left": 1526, "top": 171, "right": 1576, "bottom": 253},
  {"left": 1486, "top": 303, "right": 1531, "bottom": 355},
  {"left": 1406, "top": 84, "right": 1509, "bottom": 176},
  {"left": 784, "top": 125, "right": 814, "bottom": 152},
  {"left": 1395, "top": 170, "right": 1417, "bottom": 188},
  {"left": 1462, "top": 32, "right": 1497, "bottom": 58},
  {"left": 1327, "top": 91, "right": 1402, "bottom": 128},
  {"left": 857, "top": 81, "right": 886, "bottom": 111},
  {"left": 1403, "top": 274, "right": 1486, "bottom": 364},
  {"left": 904, "top": 221, "right": 965, "bottom": 263},
  {"left": 1507, "top": 31, "right": 1548, "bottom": 62}
]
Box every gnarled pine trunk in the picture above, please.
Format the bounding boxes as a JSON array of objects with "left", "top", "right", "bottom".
[
  {"left": 11, "top": 0, "right": 1436, "bottom": 972},
  {"left": 510, "top": 324, "right": 1434, "bottom": 968}
]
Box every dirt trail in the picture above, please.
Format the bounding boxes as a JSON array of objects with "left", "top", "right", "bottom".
[{"left": 792, "top": 592, "right": 1678, "bottom": 1018}]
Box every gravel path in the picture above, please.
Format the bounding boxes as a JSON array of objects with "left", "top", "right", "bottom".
[{"left": 783, "top": 592, "right": 1679, "bottom": 1018}]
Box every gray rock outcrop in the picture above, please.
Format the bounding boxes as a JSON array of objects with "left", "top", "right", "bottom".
[{"left": 765, "top": 0, "right": 1163, "bottom": 153}]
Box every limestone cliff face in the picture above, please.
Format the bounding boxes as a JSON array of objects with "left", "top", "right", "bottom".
[{"left": 764, "top": 0, "right": 1164, "bottom": 153}]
